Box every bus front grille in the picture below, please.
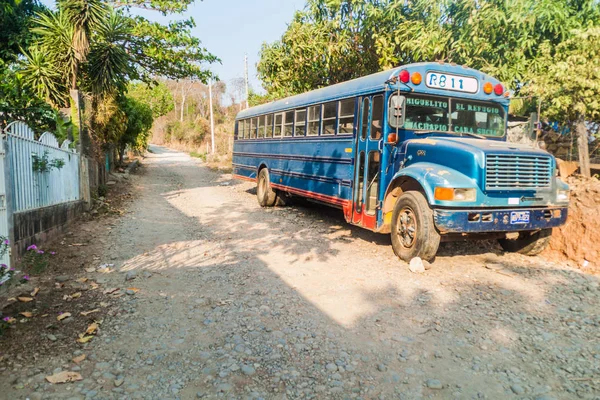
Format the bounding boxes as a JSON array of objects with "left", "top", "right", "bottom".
[{"left": 485, "top": 154, "right": 552, "bottom": 190}]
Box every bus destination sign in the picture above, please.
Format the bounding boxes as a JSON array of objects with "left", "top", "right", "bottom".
[{"left": 425, "top": 72, "right": 478, "bottom": 94}]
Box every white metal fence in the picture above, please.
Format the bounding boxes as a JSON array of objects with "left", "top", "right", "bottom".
[
  {"left": 0, "top": 138, "right": 9, "bottom": 268},
  {"left": 4, "top": 121, "right": 80, "bottom": 213}
]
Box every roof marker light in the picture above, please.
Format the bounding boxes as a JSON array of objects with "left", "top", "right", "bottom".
[
  {"left": 483, "top": 82, "right": 493, "bottom": 95},
  {"left": 494, "top": 83, "right": 504, "bottom": 96},
  {"left": 411, "top": 72, "right": 422, "bottom": 85},
  {"left": 399, "top": 70, "right": 410, "bottom": 84}
]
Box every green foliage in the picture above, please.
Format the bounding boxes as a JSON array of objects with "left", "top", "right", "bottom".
[
  {"left": 17, "top": 0, "right": 218, "bottom": 148},
  {"left": 120, "top": 96, "right": 153, "bottom": 151},
  {"left": 248, "top": 89, "right": 280, "bottom": 107},
  {"left": 86, "top": 11, "right": 133, "bottom": 95},
  {"left": 20, "top": 44, "right": 69, "bottom": 107},
  {"left": 32, "top": 151, "right": 65, "bottom": 172},
  {"left": 127, "top": 16, "right": 218, "bottom": 83},
  {"left": 107, "top": 0, "right": 195, "bottom": 14},
  {"left": 128, "top": 81, "right": 173, "bottom": 118},
  {"left": 22, "top": 244, "right": 50, "bottom": 275},
  {"left": 525, "top": 28, "right": 600, "bottom": 122},
  {"left": 166, "top": 119, "right": 208, "bottom": 145},
  {"left": 189, "top": 151, "right": 206, "bottom": 161},
  {"left": 258, "top": 0, "right": 600, "bottom": 100},
  {"left": 0, "top": 67, "right": 56, "bottom": 133},
  {"left": 0, "top": 0, "right": 44, "bottom": 67}
]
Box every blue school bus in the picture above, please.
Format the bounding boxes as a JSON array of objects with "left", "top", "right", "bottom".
[{"left": 232, "top": 62, "right": 569, "bottom": 261}]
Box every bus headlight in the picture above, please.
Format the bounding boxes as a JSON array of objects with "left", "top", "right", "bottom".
[
  {"left": 434, "top": 187, "right": 477, "bottom": 202},
  {"left": 557, "top": 190, "right": 570, "bottom": 202}
]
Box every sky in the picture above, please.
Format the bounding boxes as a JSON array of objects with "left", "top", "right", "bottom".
[{"left": 40, "top": 0, "right": 306, "bottom": 100}]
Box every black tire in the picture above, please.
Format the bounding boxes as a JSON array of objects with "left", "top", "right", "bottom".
[
  {"left": 498, "top": 228, "right": 552, "bottom": 256},
  {"left": 257, "top": 168, "right": 277, "bottom": 207},
  {"left": 390, "top": 191, "right": 440, "bottom": 262},
  {"left": 274, "top": 191, "right": 290, "bottom": 206}
]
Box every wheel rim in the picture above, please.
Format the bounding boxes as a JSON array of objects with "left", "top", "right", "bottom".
[{"left": 397, "top": 206, "right": 417, "bottom": 248}]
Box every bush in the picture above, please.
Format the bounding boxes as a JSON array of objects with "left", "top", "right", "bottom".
[
  {"left": 98, "top": 184, "right": 108, "bottom": 198},
  {"left": 22, "top": 244, "right": 55, "bottom": 275}
]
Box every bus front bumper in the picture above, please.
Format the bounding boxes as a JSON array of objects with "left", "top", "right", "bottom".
[{"left": 433, "top": 207, "right": 568, "bottom": 233}]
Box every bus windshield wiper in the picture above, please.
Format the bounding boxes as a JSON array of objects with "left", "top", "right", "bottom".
[
  {"left": 453, "top": 131, "right": 487, "bottom": 140},
  {"left": 413, "top": 130, "right": 442, "bottom": 135}
]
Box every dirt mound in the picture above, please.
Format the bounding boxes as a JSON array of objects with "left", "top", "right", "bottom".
[{"left": 545, "top": 175, "right": 600, "bottom": 271}]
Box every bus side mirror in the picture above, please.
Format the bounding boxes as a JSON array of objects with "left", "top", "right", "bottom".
[
  {"left": 388, "top": 95, "right": 406, "bottom": 129},
  {"left": 528, "top": 112, "right": 539, "bottom": 141}
]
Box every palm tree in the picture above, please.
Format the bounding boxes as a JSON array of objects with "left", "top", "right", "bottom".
[
  {"left": 58, "top": 0, "right": 107, "bottom": 89},
  {"left": 21, "top": 1, "right": 133, "bottom": 151},
  {"left": 23, "top": 0, "right": 107, "bottom": 148}
]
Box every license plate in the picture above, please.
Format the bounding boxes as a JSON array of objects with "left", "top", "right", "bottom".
[
  {"left": 425, "top": 72, "right": 479, "bottom": 93},
  {"left": 510, "top": 211, "right": 530, "bottom": 224}
]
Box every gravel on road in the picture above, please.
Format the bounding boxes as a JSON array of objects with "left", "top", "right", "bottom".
[{"left": 1, "top": 145, "right": 598, "bottom": 400}]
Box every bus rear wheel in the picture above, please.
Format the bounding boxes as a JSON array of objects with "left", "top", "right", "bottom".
[
  {"left": 257, "top": 168, "right": 277, "bottom": 207},
  {"left": 390, "top": 191, "right": 440, "bottom": 262},
  {"left": 498, "top": 229, "right": 552, "bottom": 256}
]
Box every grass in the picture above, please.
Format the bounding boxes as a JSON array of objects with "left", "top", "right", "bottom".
[{"left": 190, "top": 151, "right": 207, "bottom": 161}]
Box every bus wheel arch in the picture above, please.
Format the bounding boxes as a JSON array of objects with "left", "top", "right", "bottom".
[
  {"left": 257, "top": 163, "right": 269, "bottom": 177},
  {"left": 381, "top": 176, "right": 428, "bottom": 233}
]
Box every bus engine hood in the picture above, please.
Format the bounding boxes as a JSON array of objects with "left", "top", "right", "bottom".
[{"left": 397, "top": 137, "right": 569, "bottom": 208}]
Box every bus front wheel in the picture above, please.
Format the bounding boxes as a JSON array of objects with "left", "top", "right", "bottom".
[
  {"left": 498, "top": 229, "right": 552, "bottom": 256},
  {"left": 391, "top": 191, "right": 440, "bottom": 262},
  {"left": 257, "top": 168, "right": 277, "bottom": 207}
]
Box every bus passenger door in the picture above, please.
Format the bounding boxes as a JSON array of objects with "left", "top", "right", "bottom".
[{"left": 352, "top": 95, "right": 383, "bottom": 229}]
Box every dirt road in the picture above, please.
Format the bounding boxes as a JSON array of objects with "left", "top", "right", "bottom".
[{"left": 2, "top": 145, "right": 599, "bottom": 399}]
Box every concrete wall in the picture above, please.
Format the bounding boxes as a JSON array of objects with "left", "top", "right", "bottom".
[
  {"left": 12, "top": 200, "right": 85, "bottom": 258},
  {"left": 87, "top": 156, "right": 107, "bottom": 196}
]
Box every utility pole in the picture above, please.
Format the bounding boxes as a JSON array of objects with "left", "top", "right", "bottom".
[
  {"left": 244, "top": 53, "right": 249, "bottom": 109},
  {"left": 209, "top": 78, "right": 215, "bottom": 154}
]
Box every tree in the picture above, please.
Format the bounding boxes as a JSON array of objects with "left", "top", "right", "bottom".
[
  {"left": 257, "top": 0, "right": 600, "bottom": 96},
  {"left": 0, "top": 0, "right": 44, "bottom": 67},
  {"left": 525, "top": 28, "right": 600, "bottom": 177},
  {"left": 0, "top": 67, "right": 56, "bottom": 133},
  {"left": 118, "top": 96, "right": 153, "bottom": 163},
  {"left": 128, "top": 81, "right": 173, "bottom": 118},
  {"left": 20, "top": 0, "right": 218, "bottom": 158}
]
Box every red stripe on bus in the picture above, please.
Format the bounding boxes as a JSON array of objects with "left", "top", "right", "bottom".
[{"left": 233, "top": 174, "right": 256, "bottom": 183}]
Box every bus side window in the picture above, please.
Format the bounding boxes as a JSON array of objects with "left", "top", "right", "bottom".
[
  {"left": 266, "top": 114, "right": 274, "bottom": 138},
  {"left": 250, "top": 117, "right": 257, "bottom": 139},
  {"left": 258, "top": 115, "right": 265, "bottom": 138},
  {"left": 307, "top": 105, "right": 320, "bottom": 136},
  {"left": 274, "top": 113, "right": 283, "bottom": 137},
  {"left": 284, "top": 111, "right": 294, "bottom": 137},
  {"left": 360, "top": 97, "right": 370, "bottom": 140},
  {"left": 234, "top": 121, "right": 239, "bottom": 140},
  {"left": 371, "top": 95, "right": 383, "bottom": 140},
  {"left": 243, "top": 119, "right": 248, "bottom": 139},
  {"left": 322, "top": 102, "right": 336, "bottom": 135},
  {"left": 339, "top": 98, "right": 355, "bottom": 135},
  {"left": 295, "top": 109, "right": 306, "bottom": 137}
]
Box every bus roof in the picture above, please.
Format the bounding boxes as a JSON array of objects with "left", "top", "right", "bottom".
[{"left": 237, "top": 62, "right": 508, "bottom": 120}]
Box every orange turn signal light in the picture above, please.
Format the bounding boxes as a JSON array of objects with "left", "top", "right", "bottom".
[
  {"left": 434, "top": 187, "right": 454, "bottom": 201},
  {"left": 387, "top": 133, "right": 398, "bottom": 143},
  {"left": 411, "top": 72, "right": 422, "bottom": 85},
  {"left": 483, "top": 82, "right": 493, "bottom": 94}
]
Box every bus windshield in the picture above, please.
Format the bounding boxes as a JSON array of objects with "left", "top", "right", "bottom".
[{"left": 400, "top": 94, "right": 505, "bottom": 137}]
